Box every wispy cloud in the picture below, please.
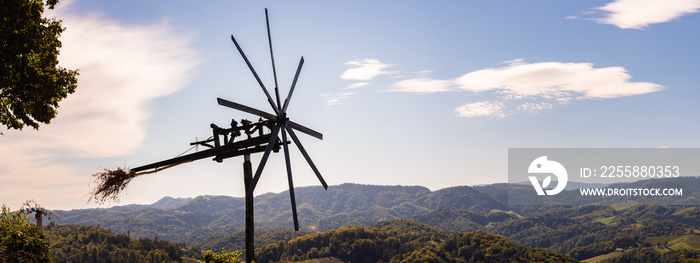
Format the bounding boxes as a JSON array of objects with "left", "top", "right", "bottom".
[
  {"left": 582, "top": 0, "right": 700, "bottom": 29},
  {"left": 0, "top": 3, "right": 199, "bottom": 208},
  {"left": 322, "top": 92, "right": 356, "bottom": 106},
  {"left": 454, "top": 101, "right": 507, "bottom": 118},
  {"left": 330, "top": 58, "right": 395, "bottom": 106},
  {"left": 344, "top": 82, "right": 370, "bottom": 90},
  {"left": 340, "top": 59, "right": 395, "bottom": 80},
  {"left": 390, "top": 59, "right": 664, "bottom": 118},
  {"left": 518, "top": 102, "right": 554, "bottom": 112},
  {"left": 389, "top": 78, "right": 453, "bottom": 93}
]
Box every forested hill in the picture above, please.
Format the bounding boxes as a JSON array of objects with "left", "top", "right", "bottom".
[
  {"left": 52, "top": 183, "right": 510, "bottom": 245},
  {"left": 254, "top": 219, "right": 577, "bottom": 262},
  {"left": 46, "top": 224, "right": 203, "bottom": 262},
  {"left": 50, "top": 178, "right": 700, "bottom": 261},
  {"left": 41, "top": 220, "right": 577, "bottom": 262}
]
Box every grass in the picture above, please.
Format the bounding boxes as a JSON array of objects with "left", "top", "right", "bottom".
[
  {"left": 610, "top": 200, "right": 641, "bottom": 210},
  {"left": 668, "top": 235, "right": 700, "bottom": 250},
  {"left": 301, "top": 257, "right": 343, "bottom": 263},
  {"left": 643, "top": 235, "right": 700, "bottom": 250},
  {"left": 673, "top": 207, "right": 694, "bottom": 216},
  {"left": 644, "top": 235, "right": 684, "bottom": 246},
  {"left": 585, "top": 235, "right": 700, "bottom": 263},
  {"left": 582, "top": 252, "right": 623, "bottom": 263},
  {"left": 592, "top": 216, "right": 615, "bottom": 225},
  {"left": 684, "top": 235, "right": 700, "bottom": 249},
  {"left": 670, "top": 242, "right": 694, "bottom": 250},
  {"left": 489, "top": 209, "right": 524, "bottom": 218}
]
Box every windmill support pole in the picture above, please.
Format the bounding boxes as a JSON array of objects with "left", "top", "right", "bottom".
[
  {"left": 243, "top": 154, "right": 255, "bottom": 263},
  {"left": 35, "top": 211, "right": 43, "bottom": 229}
]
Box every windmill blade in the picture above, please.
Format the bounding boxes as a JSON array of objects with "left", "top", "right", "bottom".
[
  {"left": 216, "top": 99, "right": 320, "bottom": 141},
  {"left": 282, "top": 57, "right": 304, "bottom": 112},
  {"left": 280, "top": 127, "right": 300, "bottom": 231},
  {"left": 265, "top": 8, "right": 282, "bottom": 109},
  {"left": 284, "top": 124, "right": 328, "bottom": 190},
  {"left": 230, "top": 35, "right": 280, "bottom": 116},
  {"left": 288, "top": 121, "right": 323, "bottom": 140},
  {"left": 217, "top": 98, "right": 277, "bottom": 121},
  {"left": 247, "top": 124, "right": 281, "bottom": 196}
]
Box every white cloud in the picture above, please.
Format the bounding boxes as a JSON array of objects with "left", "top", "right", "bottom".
[
  {"left": 390, "top": 59, "right": 664, "bottom": 118},
  {"left": 455, "top": 61, "right": 663, "bottom": 99},
  {"left": 591, "top": 0, "right": 700, "bottom": 29},
  {"left": 391, "top": 60, "right": 663, "bottom": 98},
  {"left": 335, "top": 59, "right": 394, "bottom": 106},
  {"left": 344, "top": 82, "right": 370, "bottom": 90},
  {"left": 340, "top": 59, "right": 395, "bottom": 80},
  {"left": 0, "top": 3, "right": 199, "bottom": 208},
  {"left": 518, "top": 102, "right": 554, "bottom": 112},
  {"left": 323, "top": 92, "right": 356, "bottom": 106},
  {"left": 389, "top": 78, "right": 454, "bottom": 93},
  {"left": 454, "top": 101, "right": 507, "bottom": 118}
]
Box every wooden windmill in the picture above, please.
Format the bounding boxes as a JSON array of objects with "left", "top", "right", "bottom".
[{"left": 90, "top": 9, "right": 327, "bottom": 263}]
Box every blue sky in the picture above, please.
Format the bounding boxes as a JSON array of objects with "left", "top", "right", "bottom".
[{"left": 2, "top": 0, "right": 700, "bottom": 210}]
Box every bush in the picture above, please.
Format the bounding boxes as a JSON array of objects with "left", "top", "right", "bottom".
[
  {"left": 201, "top": 248, "right": 243, "bottom": 263},
  {"left": 0, "top": 201, "right": 52, "bottom": 262}
]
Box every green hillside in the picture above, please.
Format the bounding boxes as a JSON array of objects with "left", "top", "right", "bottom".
[
  {"left": 254, "top": 219, "right": 576, "bottom": 263},
  {"left": 46, "top": 224, "right": 202, "bottom": 262},
  {"left": 48, "top": 178, "right": 700, "bottom": 261},
  {"left": 41, "top": 219, "right": 583, "bottom": 263},
  {"left": 52, "top": 183, "right": 504, "bottom": 245}
]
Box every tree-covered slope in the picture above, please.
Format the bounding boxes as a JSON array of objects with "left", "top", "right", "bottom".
[
  {"left": 254, "top": 219, "right": 576, "bottom": 263},
  {"left": 46, "top": 224, "right": 202, "bottom": 262},
  {"left": 50, "top": 178, "right": 700, "bottom": 259},
  {"left": 52, "top": 183, "right": 505, "bottom": 244}
]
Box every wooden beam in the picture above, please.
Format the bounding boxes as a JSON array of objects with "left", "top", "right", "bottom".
[
  {"left": 214, "top": 144, "right": 273, "bottom": 162},
  {"left": 130, "top": 134, "right": 272, "bottom": 173}
]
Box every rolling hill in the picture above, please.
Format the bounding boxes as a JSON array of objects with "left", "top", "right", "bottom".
[
  {"left": 254, "top": 219, "right": 577, "bottom": 263},
  {"left": 52, "top": 183, "right": 509, "bottom": 245},
  {"left": 50, "top": 177, "right": 700, "bottom": 261}
]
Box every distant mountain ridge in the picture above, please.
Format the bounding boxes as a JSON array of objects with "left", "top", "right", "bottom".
[
  {"left": 515, "top": 181, "right": 611, "bottom": 190},
  {"left": 151, "top": 196, "right": 193, "bottom": 209},
  {"left": 51, "top": 177, "right": 700, "bottom": 254},
  {"left": 52, "top": 183, "right": 510, "bottom": 245}
]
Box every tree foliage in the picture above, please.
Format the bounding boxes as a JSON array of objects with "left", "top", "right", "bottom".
[
  {"left": 192, "top": 228, "right": 311, "bottom": 259},
  {"left": 599, "top": 247, "right": 700, "bottom": 263},
  {"left": 0, "top": 0, "right": 78, "bottom": 131},
  {"left": 52, "top": 182, "right": 700, "bottom": 256},
  {"left": 200, "top": 249, "right": 242, "bottom": 263},
  {"left": 44, "top": 181, "right": 700, "bottom": 261},
  {"left": 47, "top": 224, "right": 203, "bottom": 262},
  {"left": 0, "top": 201, "right": 51, "bottom": 263},
  {"left": 254, "top": 219, "right": 576, "bottom": 263}
]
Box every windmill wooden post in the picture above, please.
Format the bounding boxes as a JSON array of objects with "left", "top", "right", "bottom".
[
  {"left": 243, "top": 154, "right": 254, "bottom": 263},
  {"left": 90, "top": 9, "right": 328, "bottom": 263},
  {"left": 35, "top": 211, "right": 42, "bottom": 229}
]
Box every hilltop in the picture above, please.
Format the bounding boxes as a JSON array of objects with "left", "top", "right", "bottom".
[
  {"left": 254, "top": 219, "right": 577, "bottom": 263},
  {"left": 50, "top": 177, "right": 700, "bottom": 261}
]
